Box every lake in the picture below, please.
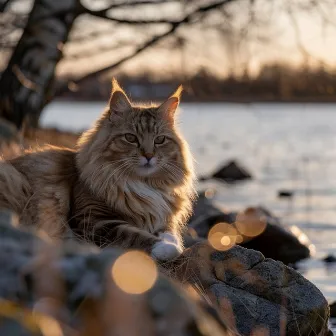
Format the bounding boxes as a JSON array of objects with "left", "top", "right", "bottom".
[{"left": 41, "top": 101, "right": 336, "bottom": 312}]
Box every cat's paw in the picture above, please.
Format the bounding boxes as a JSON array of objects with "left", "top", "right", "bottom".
[
  {"left": 151, "top": 241, "right": 183, "bottom": 261},
  {"left": 157, "top": 232, "right": 180, "bottom": 245}
]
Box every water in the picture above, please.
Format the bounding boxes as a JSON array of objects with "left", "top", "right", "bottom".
[{"left": 41, "top": 102, "right": 336, "bottom": 310}]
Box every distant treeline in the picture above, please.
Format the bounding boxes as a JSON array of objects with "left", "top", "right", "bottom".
[{"left": 59, "top": 63, "right": 336, "bottom": 102}]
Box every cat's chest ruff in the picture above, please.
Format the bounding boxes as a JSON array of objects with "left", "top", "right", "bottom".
[{"left": 122, "top": 181, "right": 173, "bottom": 231}]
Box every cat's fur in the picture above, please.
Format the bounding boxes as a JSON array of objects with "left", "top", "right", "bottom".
[{"left": 0, "top": 79, "right": 195, "bottom": 260}]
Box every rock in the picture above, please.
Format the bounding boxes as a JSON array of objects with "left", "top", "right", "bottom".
[
  {"left": 187, "top": 195, "right": 311, "bottom": 265},
  {"left": 0, "top": 210, "right": 229, "bottom": 336},
  {"left": 0, "top": 118, "right": 18, "bottom": 143},
  {"left": 330, "top": 302, "right": 336, "bottom": 317},
  {"left": 241, "top": 216, "right": 311, "bottom": 265},
  {"left": 0, "top": 210, "right": 329, "bottom": 335},
  {"left": 278, "top": 189, "right": 294, "bottom": 198},
  {"left": 323, "top": 255, "right": 336, "bottom": 263},
  {"left": 0, "top": 118, "right": 21, "bottom": 159},
  {"left": 169, "top": 242, "right": 329, "bottom": 336},
  {"left": 329, "top": 302, "right": 336, "bottom": 336},
  {"left": 208, "top": 160, "right": 252, "bottom": 182},
  {"left": 186, "top": 191, "right": 235, "bottom": 239}
]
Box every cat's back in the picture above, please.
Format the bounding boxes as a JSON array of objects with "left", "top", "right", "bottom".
[
  {"left": 10, "top": 146, "right": 77, "bottom": 185},
  {"left": 6, "top": 147, "right": 79, "bottom": 232}
]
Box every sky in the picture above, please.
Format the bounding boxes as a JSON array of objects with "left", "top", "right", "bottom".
[
  {"left": 3, "top": 0, "right": 336, "bottom": 79},
  {"left": 56, "top": 0, "right": 336, "bottom": 80}
]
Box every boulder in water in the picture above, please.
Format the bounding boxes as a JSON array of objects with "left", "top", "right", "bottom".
[
  {"left": 323, "top": 255, "right": 336, "bottom": 263},
  {"left": 187, "top": 194, "right": 311, "bottom": 265},
  {"left": 210, "top": 160, "right": 252, "bottom": 182}
]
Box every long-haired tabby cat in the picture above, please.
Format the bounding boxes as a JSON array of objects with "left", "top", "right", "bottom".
[{"left": 0, "top": 79, "right": 195, "bottom": 260}]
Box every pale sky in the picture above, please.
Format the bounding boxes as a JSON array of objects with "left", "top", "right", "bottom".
[{"left": 57, "top": 0, "right": 336, "bottom": 79}]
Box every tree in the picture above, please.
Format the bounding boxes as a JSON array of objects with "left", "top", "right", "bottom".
[
  {"left": 0, "top": 0, "right": 80, "bottom": 128},
  {"left": 1, "top": 0, "right": 240, "bottom": 129},
  {"left": 0, "top": 0, "right": 335, "bottom": 131}
]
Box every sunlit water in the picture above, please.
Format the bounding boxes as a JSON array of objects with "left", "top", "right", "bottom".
[{"left": 42, "top": 102, "right": 336, "bottom": 321}]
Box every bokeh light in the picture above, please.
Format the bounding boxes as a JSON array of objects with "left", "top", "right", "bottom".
[
  {"left": 235, "top": 234, "right": 244, "bottom": 244},
  {"left": 290, "top": 226, "right": 310, "bottom": 245},
  {"left": 111, "top": 251, "right": 158, "bottom": 295},
  {"left": 208, "top": 222, "right": 237, "bottom": 251},
  {"left": 289, "top": 226, "right": 316, "bottom": 255},
  {"left": 36, "top": 315, "right": 63, "bottom": 336},
  {"left": 235, "top": 208, "right": 267, "bottom": 238}
]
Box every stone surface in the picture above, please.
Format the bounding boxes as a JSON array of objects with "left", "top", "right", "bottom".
[
  {"left": 330, "top": 302, "right": 336, "bottom": 335},
  {"left": 169, "top": 242, "right": 329, "bottom": 336},
  {"left": 187, "top": 194, "right": 311, "bottom": 265},
  {"left": 0, "top": 118, "right": 18, "bottom": 143}
]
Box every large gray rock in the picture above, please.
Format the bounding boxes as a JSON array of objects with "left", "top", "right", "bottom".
[{"left": 169, "top": 242, "right": 329, "bottom": 336}]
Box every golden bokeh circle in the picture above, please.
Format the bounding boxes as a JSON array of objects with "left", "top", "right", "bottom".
[
  {"left": 235, "top": 208, "right": 267, "bottom": 238},
  {"left": 111, "top": 251, "right": 157, "bottom": 295},
  {"left": 208, "top": 222, "right": 237, "bottom": 251}
]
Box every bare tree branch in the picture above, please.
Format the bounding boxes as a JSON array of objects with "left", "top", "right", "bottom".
[
  {"left": 81, "top": 0, "right": 179, "bottom": 13},
  {"left": 64, "top": 41, "right": 134, "bottom": 60},
  {"left": 79, "top": 14, "right": 177, "bottom": 24},
  {"left": 57, "top": 0, "right": 236, "bottom": 95}
]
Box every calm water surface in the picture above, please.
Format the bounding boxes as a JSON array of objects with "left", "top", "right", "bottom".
[{"left": 41, "top": 102, "right": 336, "bottom": 311}]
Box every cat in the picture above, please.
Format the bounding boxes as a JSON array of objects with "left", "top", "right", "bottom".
[{"left": 0, "top": 79, "right": 196, "bottom": 261}]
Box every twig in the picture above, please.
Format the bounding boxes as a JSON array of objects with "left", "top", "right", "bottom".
[
  {"left": 56, "top": 0, "right": 236, "bottom": 95},
  {"left": 78, "top": 0, "right": 179, "bottom": 17}
]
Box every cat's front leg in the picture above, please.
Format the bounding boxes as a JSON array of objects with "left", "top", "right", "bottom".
[{"left": 151, "top": 231, "right": 183, "bottom": 261}]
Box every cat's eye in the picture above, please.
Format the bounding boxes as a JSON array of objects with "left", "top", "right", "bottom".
[
  {"left": 154, "top": 135, "right": 166, "bottom": 145},
  {"left": 124, "top": 133, "right": 138, "bottom": 144}
]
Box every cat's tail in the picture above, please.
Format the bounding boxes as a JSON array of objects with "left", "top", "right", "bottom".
[{"left": 0, "top": 160, "right": 32, "bottom": 215}]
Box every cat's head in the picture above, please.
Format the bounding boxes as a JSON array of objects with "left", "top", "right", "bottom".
[{"left": 78, "top": 79, "right": 194, "bottom": 189}]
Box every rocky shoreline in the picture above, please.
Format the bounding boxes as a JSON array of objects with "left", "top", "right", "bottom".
[
  {"left": 0, "top": 210, "right": 331, "bottom": 335},
  {"left": 0, "top": 124, "right": 334, "bottom": 335}
]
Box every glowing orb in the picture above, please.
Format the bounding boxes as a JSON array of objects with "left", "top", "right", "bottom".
[
  {"left": 111, "top": 251, "right": 157, "bottom": 295},
  {"left": 208, "top": 222, "right": 237, "bottom": 251},
  {"left": 235, "top": 208, "right": 267, "bottom": 237}
]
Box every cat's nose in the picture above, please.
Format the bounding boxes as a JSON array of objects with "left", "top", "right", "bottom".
[{"left": 144, "top": 153, "right": 154, "bottom": 162}]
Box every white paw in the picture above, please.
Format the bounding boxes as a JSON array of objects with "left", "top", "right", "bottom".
[
  {"left": 158, "top": 232, "right": 180, "bottom": 245},
  {"left": 151, "top": 241, "right": 183, "bottom": 261}
]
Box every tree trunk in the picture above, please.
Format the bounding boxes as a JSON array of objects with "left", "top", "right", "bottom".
[{"left": 0, "top": 0, "right": 80, "bottom": 129}]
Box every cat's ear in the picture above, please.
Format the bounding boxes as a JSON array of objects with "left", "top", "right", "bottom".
[
  {"left": 157, "top": 85, "right": 183, "bottom": 123},
  {"left": 109, "top": 78, "right": 132, "bottom": 119}
]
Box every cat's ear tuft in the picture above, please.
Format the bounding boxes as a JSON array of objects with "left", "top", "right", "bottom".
[
  {"left": 158, "top": 85, "right": 183, "bottom": 123},
  {"left": 109, "top": 78, "right": 132, "bottom": 119}
]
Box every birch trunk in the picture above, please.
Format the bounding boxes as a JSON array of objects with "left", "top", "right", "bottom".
[{"left": 0, "top": 0, "right": 80, "bottom": 129}]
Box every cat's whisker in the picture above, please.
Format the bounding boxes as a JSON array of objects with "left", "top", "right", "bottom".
[
  {"left": 104, "top": 162, "right": 131, "bottom": 189},
  {"left": 95, "top": 161, "right": 131, "bottom": 193},
  {"left": 162, "top": 163, "right": 183, "bottom": 180}
]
